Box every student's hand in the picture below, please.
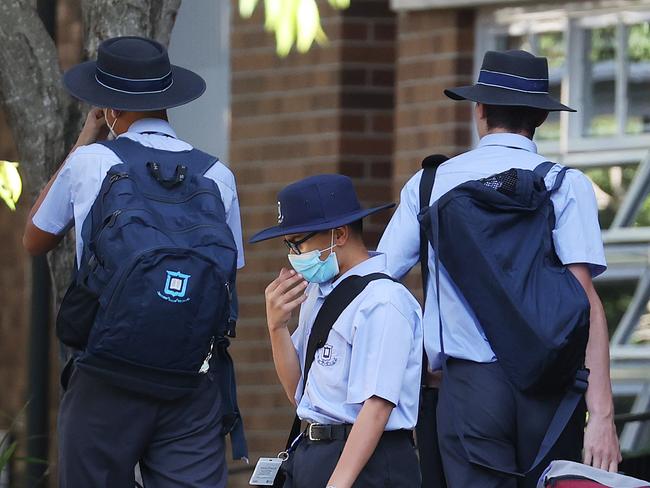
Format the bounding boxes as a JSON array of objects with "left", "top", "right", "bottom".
[
  {"left": 265, "top": 268, "right": 308, "bottom": 332},
  {"left": 583, "top": 413, "right": 621, "bottom": 472},
  {"left": 75, "top": 107, "right": 109, "bottom": 147}
]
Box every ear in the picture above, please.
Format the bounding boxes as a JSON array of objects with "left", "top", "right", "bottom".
[
  {"left": 334, "top": 226, "right": 349, "bottom": 246},
  {"left": 476, "top": 102, "right": 486, "bottom": 121}
]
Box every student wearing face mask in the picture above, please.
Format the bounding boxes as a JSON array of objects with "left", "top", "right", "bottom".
[{"left": 249, "top": 174, "right": 423, "bottom": 488}]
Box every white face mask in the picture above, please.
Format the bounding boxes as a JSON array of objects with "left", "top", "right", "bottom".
[{"left": 103, "top": 108, "right": 119, "bottom": 139}]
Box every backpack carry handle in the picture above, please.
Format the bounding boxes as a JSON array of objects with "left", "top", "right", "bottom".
[{"left": 146, "top": 161, "right": 187, "bottom": 189}]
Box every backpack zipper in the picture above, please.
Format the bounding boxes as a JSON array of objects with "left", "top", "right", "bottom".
[{"left": 93, "top": 208, "right": 235, "bottom": 246}]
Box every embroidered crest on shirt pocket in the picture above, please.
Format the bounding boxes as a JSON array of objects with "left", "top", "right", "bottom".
[{"left": 317, "top": 344, "right": 338, "bottom": 366}]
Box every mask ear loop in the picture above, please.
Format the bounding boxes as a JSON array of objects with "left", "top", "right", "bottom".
[{"left": 326, "top": 229, "right": 338, "bottom": 257}]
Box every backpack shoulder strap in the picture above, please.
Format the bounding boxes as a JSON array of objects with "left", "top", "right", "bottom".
[
  {"left": 533, "top": 161, "right": 570, "bottom": 193},
  {"left": 419, "top": 155, "right": 448, "bottom": 297},
  {"left": 418, "top": 155, "right": 447, "bottom": 385},
  {"left": 186, "top": 147, "right": 221, "bottom": 176},
  {"left": 284, "top": 272, "right": 395, "bottom": 450}
]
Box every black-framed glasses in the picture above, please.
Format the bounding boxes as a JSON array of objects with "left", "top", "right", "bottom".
[{"left": 283, "top": 231, "right": 319, "bottom": 255}]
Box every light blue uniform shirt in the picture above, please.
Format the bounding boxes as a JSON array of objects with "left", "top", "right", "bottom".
[
  {"left": 291, "top": 252, "right": 423, "bottom": 430},
  {"left": 377, "top": 133, "right": 606, "bottom": 371},
  {"left": 33, "top": 118, "right": 245, "bottom": 269}
]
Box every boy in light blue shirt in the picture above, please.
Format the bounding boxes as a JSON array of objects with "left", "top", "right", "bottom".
[
  {"left": 250, "top": 174, "right": 422, "bottom": 488},
  {"left": 379, "top": 50, "right": 620, "bottom": 487}
]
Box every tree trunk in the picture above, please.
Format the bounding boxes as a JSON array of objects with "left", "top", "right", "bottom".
[{"left": 0, "top": 0, "right": 181, "bottom": 302}]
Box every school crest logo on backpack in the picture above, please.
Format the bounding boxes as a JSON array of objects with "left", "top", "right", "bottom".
[{"left": 158, "top": 270, "right": 191, "bottom": 303}]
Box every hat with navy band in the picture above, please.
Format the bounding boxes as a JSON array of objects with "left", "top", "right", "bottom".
[
  {"left": 445, "top": 50, "right": 575, "bottom": 112},
  {"left": 63, "top": 36, "right": 206, "bottom": 111},
  {"left": 249, "top": 174, "right": 395, "bottom": 244}
]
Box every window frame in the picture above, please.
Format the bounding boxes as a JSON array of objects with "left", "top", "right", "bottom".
[{"left": 476, "top": 0, "right": 650, "bottom": 161}]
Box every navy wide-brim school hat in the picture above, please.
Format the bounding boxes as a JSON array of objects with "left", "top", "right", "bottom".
[
  {"left": 63, "top": 36, "right": 206, "bottom": 111},
  {"left": 249, "top": 174, "right": 395, "bottom": 243},
  {"left": 445, "top": 50, "right": 575, "bottom": 112}
]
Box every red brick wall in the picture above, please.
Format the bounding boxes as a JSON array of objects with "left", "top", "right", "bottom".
[
  {"left": 391, "top": 7, "right": 476, "bottom": 292},
  {"left": 394, "top": 8, "right": 475, "bottom": 189},
  {"left": 229, "top": 0, "right": 396, "bottom": 484}
]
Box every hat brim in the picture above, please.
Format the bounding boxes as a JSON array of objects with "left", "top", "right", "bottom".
[
  {"left": 249, "top": 203, "right": 395, "bottom": 244},
  {"left": 444, "top": 84, "right": 575, "bottom": 112},
  {"left": 63, "top": 61, "right": 206, "bottom": 111}
]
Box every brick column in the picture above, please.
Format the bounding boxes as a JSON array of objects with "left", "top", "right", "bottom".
[
  {"left": 229, "top": 1, "right": 396, "bottom": 483},
  {"left": 393, "top": 8, "right": 475, "bottom": 189},
  {"left": 391, "top": 7, "right": 475, "bottom": 292}
]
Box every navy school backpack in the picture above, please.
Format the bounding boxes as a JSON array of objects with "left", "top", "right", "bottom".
[
  {"left": 57, "top": 137, "right": 238, "bottom": 400},
  {"left": 419, "top": 162, "right": 591, "bottom": 474}
]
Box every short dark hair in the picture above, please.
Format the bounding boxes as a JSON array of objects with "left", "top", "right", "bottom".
[{"left": 484, "top": 104, "right": 549, "bottom": 137}]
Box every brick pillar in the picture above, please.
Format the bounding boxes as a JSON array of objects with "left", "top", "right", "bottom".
[
  {"left": 391, "top": 7, "right": 475, "bottom": 292},
  {"left": 339, "top": 0, "right": 396, "bottom": 245},
  {"left": 229, "top": 1, "right": 395, "bottom": 484},
  {"left": 393, "top": 8, "right": 475, "bottom": 188}
]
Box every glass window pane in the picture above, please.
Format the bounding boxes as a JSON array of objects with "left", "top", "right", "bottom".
[
  {"left": 627, "top": 22, "right": 650, "bottom": 135},
  {"left": 583, "top": 26, "right": 617, "bottom": 137},
  {"left": 537, "top": 32, "right": 565, "bottom": 141}
]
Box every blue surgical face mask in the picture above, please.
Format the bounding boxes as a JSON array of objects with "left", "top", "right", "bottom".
[{"left": 287, "top": 231, "right": 339, "bottom": 283}]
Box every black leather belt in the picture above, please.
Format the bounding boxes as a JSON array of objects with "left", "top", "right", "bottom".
[
  {"left": 306, "top": 423, "right": 353, "bottom": 441},
  {"left": 306, "top": 423, "right": 414, "bottom": 443}
]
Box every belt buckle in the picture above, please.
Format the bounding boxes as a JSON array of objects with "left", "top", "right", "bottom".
[
  {"left": 308, "top": 423, "right": 319, "bottom": 441},
  {"left": 308, "top": 423, "right": 330, "bottom": 441}
]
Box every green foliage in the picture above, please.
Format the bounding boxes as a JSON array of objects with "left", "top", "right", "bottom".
[
  {"left": 628, "top": 22, "right": 650, "bottom": 63},
  {"left": 589, "top": 26, "right": 616, "bottom": 62},
  {"left": 588, "top": 22, "right": 650, "bottom": 63},
  {"left": 0, "top": 161, "right": 21, "bottom": 211},
  {"left": 239, "top": 0, "right": 350, "bottom": 57},
  {"left": 538, "top": 31, "right": 565, "bottom": 68},
  {"left": 0, "top": 437, "right": 16, "bottom": 473}
]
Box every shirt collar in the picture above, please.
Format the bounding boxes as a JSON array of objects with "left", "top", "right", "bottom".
[
  {"left": 477, "top": 133, "right": 538, "bottom": 154},
  {"left": 317, "top": 252, "right": 387, "bottom": 299},
  {"left": 123, "top": 118, "right": 178, "bottom": 139}
]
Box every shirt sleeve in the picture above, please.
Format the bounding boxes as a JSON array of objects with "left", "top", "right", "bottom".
[
  {"left": 228, "top": 183, "right": 246, "bottom": 269},
  {"left": 31, "top": 157, "right": 76, "bottom": 235},
  {"left": 346, "top": 297, "right": 415, "bottom": 406},
  {"left": 377, "top": 172, "right": 422, "bottom": 280},
  {"left": 204, "top": 162, "right": 245, "bottom": 269},
  {"left": 549, "top": 169, "right": 607, "bottom": 277}
]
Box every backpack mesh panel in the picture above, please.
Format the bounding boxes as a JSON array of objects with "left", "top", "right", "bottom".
[{"left": 480, "top": 169, "right": 518, "bottom": 195}]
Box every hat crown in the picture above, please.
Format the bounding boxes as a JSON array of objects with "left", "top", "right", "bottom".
[
  {"left": 278, "top": 175, "right": 362, "bottom": 231},
  {"left": 481, "top": 50, "right": 549, "bottom": 80},
  {"left": 96, "top": 36, "right": 171, "bottom": 81}
]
